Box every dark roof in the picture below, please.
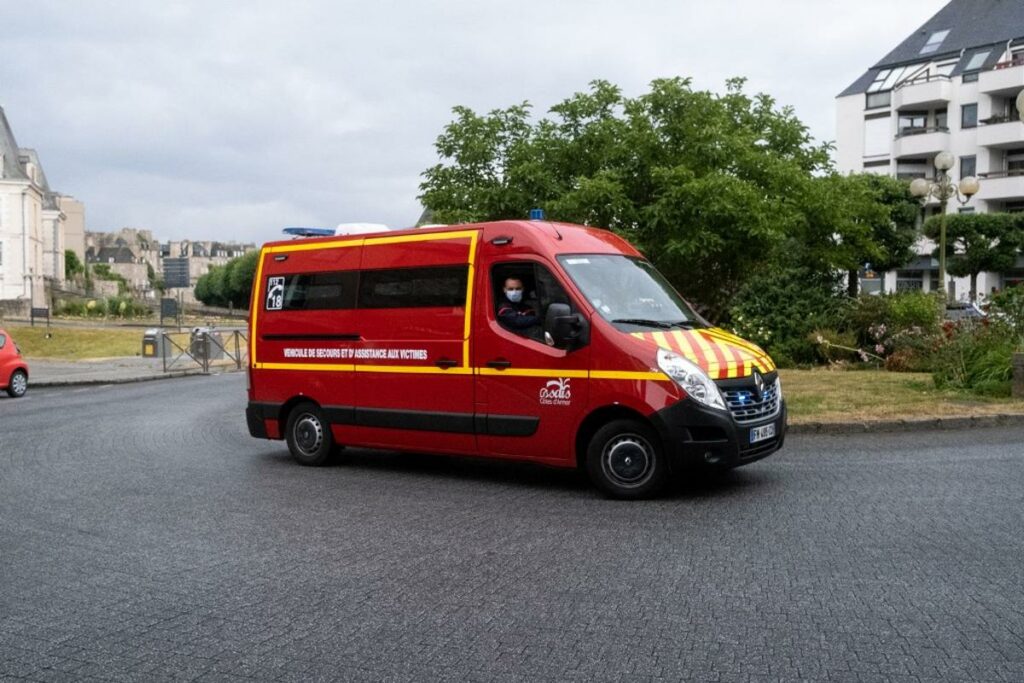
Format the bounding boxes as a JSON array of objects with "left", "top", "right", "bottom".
[
  {"left": 89, "top": 246, "right": 138, "bottom": 264},
  {"left": 840, "top": 0, "right": 1024, "bottom": 96},
  {"left": 18, "top": 148, "right": 61, "bottom": 210},
  {"left": 0, "top": 107, "right": 29, "bottom": 181}
]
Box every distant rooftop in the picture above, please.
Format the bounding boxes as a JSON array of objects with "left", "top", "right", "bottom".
[{"left": 840, "top": 0, "right": 1024, "bottom": 97}]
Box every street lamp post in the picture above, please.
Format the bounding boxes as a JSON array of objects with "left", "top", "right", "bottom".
[{"left": 909, "top": 151, "right": 980, "bottom": 302}]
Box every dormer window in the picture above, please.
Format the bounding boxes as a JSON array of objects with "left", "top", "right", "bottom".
[{"left": 920, "top": 29, "right": 950, "bottom": 55}]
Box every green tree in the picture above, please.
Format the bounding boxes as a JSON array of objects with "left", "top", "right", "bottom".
[
  {"left": 193, "top": 250, "right": 259, "bottom": 308},
  {"left": 420, "top": 78, "right": 841, "bottom": 319},
  {"left": 923, "top": 213, "right": 1021, "bottom": 302},
  {"left": 65, "top": 250, "right": 84, "bottom": 280}
]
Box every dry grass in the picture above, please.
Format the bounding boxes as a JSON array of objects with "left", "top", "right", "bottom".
[
  {"left": 781, "top": 368, "right": 1024, "bottom": 423},
  {"left": 3, "top": 325, "right": 142, "bottom": 360}
]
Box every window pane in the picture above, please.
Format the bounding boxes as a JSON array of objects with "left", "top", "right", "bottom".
[
  {"left": 866, "top": 91, "right": 891, "bottom": 109},
  {"left": 962, "top": 103, "right": 978, "bottom": 128},
  {"left": 0, "top": 334, "right": 5, "bottom": 349},
  {"left": 936, "top": 110, "right": 948, "bottom": 129},
  {"left": 358, "top": 266, "right": 467, "bottom": 309},
  {"left": 272, "top": 271, "right": 359, "bottom": 311},
  {"left": 960, "top": 156, "right": 976, "bottom": 179},
  {"left": 920, "top": 29, "right": 950, "bottom": 54},
  {"left": 965, "top": 50, "right": 990, "bottom": 71}
]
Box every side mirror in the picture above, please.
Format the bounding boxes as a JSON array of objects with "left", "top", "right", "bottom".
[{"left": 544, "top": 303, "right": 587, "bottom": 349}]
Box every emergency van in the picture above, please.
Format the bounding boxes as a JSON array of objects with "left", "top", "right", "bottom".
[{"left": 246, "top": 220, "right": 786, "bottom": 498}]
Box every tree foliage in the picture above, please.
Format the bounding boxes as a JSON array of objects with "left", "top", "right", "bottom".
[
  {"left": 923, "top": 213, "right": 1023, "bottom": 301},
  {"left": 65, "top": 250, "right": 84, "bottom": 280},
  {"left": 420, "top": 78, "right": 916, "bottom": 319},
  {"left": 193, "top": 250, "right": 259, "bottom": 308}
]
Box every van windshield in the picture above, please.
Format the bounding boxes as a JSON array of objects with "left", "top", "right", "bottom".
[{"left": 557, "top": 254, "right": 705, "bottom": 329}]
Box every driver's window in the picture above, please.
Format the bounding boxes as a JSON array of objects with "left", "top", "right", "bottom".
[{"left": 492, "top": 262, "right": 572, "bottom": 344}]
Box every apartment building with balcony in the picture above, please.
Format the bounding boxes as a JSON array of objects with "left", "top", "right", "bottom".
[{"left": 836, "top": 0, "right": 1024, "bottom": 298}]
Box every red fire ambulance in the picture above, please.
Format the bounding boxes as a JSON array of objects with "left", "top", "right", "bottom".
[{"left": 246, "top": 220, "right": 785, "bottom": 498}]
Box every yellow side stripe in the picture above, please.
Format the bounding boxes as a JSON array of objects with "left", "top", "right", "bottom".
[{"left": 253, "top": 363, "right": 669, "bottom": 381}]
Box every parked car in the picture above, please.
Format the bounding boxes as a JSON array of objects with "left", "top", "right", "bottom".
[
  {"left": 0, "top": 328, "right": 29, "bottom": 398},
  {"left": 945, "top": 302, "right": 987, "bottom": 322}
]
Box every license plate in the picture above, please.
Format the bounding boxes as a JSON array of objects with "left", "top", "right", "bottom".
[{"left": 750, "top": 424, "right": 776, "bottom": 444}]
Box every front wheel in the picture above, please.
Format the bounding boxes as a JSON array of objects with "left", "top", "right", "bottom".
[
  {"left": 285, "top": 402, "right": 336, "bottom": 466},
  {"left": 586, "top": 419, "right": 667, "bottom": 499},
  {"left": 6, "top": 369, "right": 27, "bottom": 398}
]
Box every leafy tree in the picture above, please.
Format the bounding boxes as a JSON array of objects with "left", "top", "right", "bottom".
[
  {"left": 65, "top": 250, "right": 84, "bottom": 280},
  {"left": 193, "top": 250, "right": 259, "bottom": 308},
  {"left": 923, "top": 213, "right": 1021, "bottom": 302},
  {"left": 420, "top": 78, "right": 850, "bottom": 319}
]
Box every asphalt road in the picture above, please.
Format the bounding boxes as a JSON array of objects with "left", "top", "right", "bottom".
[{"left": 1, "top": 376, "right": 1023, "bottom": 682}]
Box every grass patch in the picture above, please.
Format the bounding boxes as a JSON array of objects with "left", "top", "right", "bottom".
[
  {"left": 781, "top": 368, "right": 1024, "bottom": 423},
  {"left": 3, "top": 325, "right": 142, "bottom": 360}
]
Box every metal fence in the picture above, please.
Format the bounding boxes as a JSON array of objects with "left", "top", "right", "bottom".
[{"left": 161, "top": 328, "right": 248, "bottom": 373}]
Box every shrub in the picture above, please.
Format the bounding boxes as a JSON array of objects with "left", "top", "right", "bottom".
[
  {"left": 932, "top": 320, "right": 1015, "bottom": 396},
  {"left": 840, "top": 291, "right": 943, "bottom": 371},
  {"left": 728, "top": 266, "right": 847, "bottom": 366},
  {"left": 989, "top": 286, "right": 1024, "bottom": 344}
]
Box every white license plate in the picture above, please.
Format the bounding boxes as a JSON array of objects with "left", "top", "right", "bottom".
[{"left": 750, "top": 424, "right": 776, "bottom": 444}]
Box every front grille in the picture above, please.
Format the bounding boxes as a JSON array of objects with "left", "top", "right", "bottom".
[{"left": 722, "top": 382, "right": 780, "bottom": 424}]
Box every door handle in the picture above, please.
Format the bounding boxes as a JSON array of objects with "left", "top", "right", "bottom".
[
  {"left": 435, "top": 358, "right": 459, "bottom": 369},
  {"left": 486, "top": 359, "right": 512, "bottom": 369}
]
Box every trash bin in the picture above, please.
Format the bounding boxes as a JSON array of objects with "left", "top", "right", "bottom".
[
  {"left": 189, "top": 327, "right": 225, "bottom": 361},
  {"left": 142, "top": 329, "right": 165, "bottom": 357}
]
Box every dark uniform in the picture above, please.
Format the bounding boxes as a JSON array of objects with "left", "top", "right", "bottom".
[{"left": 498, "top": 296, "right": 540, "bottom": 333}]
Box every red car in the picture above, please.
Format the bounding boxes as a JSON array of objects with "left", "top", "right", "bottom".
[{"left": 0, "top": 328, "right": 29, "bottom": 398}]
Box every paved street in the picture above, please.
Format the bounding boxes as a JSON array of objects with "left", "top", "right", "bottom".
[{"left": 1, "top": 376, "right": 1023, "bottom": 682}]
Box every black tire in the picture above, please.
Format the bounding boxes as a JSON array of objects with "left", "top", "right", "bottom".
[
  {"left": 6, "top": 369, "right": 27, "bottom": 398},
  {"left": 285, "top": 402, "right": 335, "bottom": 466},
  {"left": 585, "top": 419, "right": 667, "bottom": 499}
]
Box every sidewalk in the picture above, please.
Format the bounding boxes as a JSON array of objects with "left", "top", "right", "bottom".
[{"left": 27, "top": 356, "right": 238, "bottom": 387}]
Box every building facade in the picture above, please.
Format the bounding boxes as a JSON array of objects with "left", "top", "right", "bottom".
[{"left": 836, "top": 0, "right": 1024, "bottom": 299}]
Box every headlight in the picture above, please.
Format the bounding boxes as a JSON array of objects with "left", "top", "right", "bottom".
[{"left": 657, "top": 348, "right": 727, "bottom": 411}]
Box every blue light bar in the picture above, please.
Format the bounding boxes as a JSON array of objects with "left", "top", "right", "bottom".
[
  {"left": 282, "top": 227, "right": 335, "bottom": 237},
  {"left": 529, "top": 208, "right": 545, "bottom": 221}
]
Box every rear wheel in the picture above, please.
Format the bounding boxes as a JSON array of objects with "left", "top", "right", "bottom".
[
  {"left": 586, "top": 419, "right": 667, "bottom": 499},
  {"left": 6, "top": 369, "right": 27, "bottom": 398},
  {"left": 285, "top": 402, "right": 335, "bottom": 466}
]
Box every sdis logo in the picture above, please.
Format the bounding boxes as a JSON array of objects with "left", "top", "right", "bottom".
[{"left": 539, "top": 378, "right": 572, "bottom": 406}]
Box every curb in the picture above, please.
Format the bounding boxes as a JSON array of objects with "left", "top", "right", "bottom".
[
  {"left": 789, "top": 413, "right": 1024, "bottom": 434},
  {"left": 33, "top": 368, "right": 239, "bottom": 388}
]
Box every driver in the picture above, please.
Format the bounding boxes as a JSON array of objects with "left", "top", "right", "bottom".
[{"left": 497, "top": 277, "right": 540, "bottom": 334}]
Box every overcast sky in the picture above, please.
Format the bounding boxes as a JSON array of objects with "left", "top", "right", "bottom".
[{"left": 1, "top": 0, "right": 944, "bottom": 245}]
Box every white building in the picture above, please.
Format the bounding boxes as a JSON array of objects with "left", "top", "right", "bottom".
[
  {"left": 836, "top": 0, "right": 1024, "bottom": 299},
  {"left": 0, "top": 107, "right": 49, "bottom": 305}
]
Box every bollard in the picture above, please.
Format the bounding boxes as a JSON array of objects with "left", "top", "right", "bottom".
[{"left": 1014, "top": 353, "right": 1024, "bottom": 399}]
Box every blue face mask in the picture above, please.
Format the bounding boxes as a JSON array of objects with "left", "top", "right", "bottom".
[{"left": 506, "top": 289, "right": 523, "bottom": 303}]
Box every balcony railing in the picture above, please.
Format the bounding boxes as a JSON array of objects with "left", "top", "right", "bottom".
[
  {"left": 981, "top": 114, "right": 1016, "bottom": 125},
  {"left": 993, "top": 55, "right": 1024, "bottom": 71},
  {"left": 896, "top": 126, "right": 950, "bottom": 138},
  {"left": 894, "top": 74, "right": 952, "bottom": 89},
  {"left": 979, "top": 169, "right": 1024, "bottom": 179}
]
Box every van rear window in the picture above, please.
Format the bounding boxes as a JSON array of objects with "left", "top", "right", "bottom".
[
  {"left": 358, "top": 266, "right": 468, "bottom": 309},
  {"left": 273, "top": 271, "right": 359, "bottom": 311},
  {"left": 266, "top": 265, "right": 467, "bottom": 311}
]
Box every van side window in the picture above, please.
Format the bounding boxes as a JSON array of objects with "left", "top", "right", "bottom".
[
  {"left": 0, "top": 334, "right": 5, "bottom": 349},
  {"left": 272, "top": 271, "right": 359, "bottom": 310},
  {"left": 358, "top": 266, "right": 468, "bottom": 309}
]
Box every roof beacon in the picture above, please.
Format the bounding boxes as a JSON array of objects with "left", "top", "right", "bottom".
[
  {"left": 282, "top": 227, "right": 335, "bottom": 238},
  {"left": 529, "top": 208, "right": 545, "bottom": 221}
]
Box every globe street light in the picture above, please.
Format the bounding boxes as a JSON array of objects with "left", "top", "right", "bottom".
[{"left": 909, "top": 152, "right": 980, "bottom": 301}]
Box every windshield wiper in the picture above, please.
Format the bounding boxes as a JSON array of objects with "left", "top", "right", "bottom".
[{"left": 612, "top": 318, "right": 701, "bottom": 330}]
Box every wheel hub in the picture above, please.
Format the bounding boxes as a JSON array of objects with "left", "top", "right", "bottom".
[
  {"left": 295, "top": 414, "right": 323, "bottom": 455},
  {"left": 604, "top": 436, "right": 651, "bottom": 485}
]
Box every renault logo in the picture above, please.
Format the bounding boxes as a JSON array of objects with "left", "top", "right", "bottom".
[{"left": 752, "top": 371, "right": 765, "bottom": 399}]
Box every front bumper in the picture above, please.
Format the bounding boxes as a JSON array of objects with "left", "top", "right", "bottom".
[{"left": 649, "top": 396, "right": 787, "bottom": 468}]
